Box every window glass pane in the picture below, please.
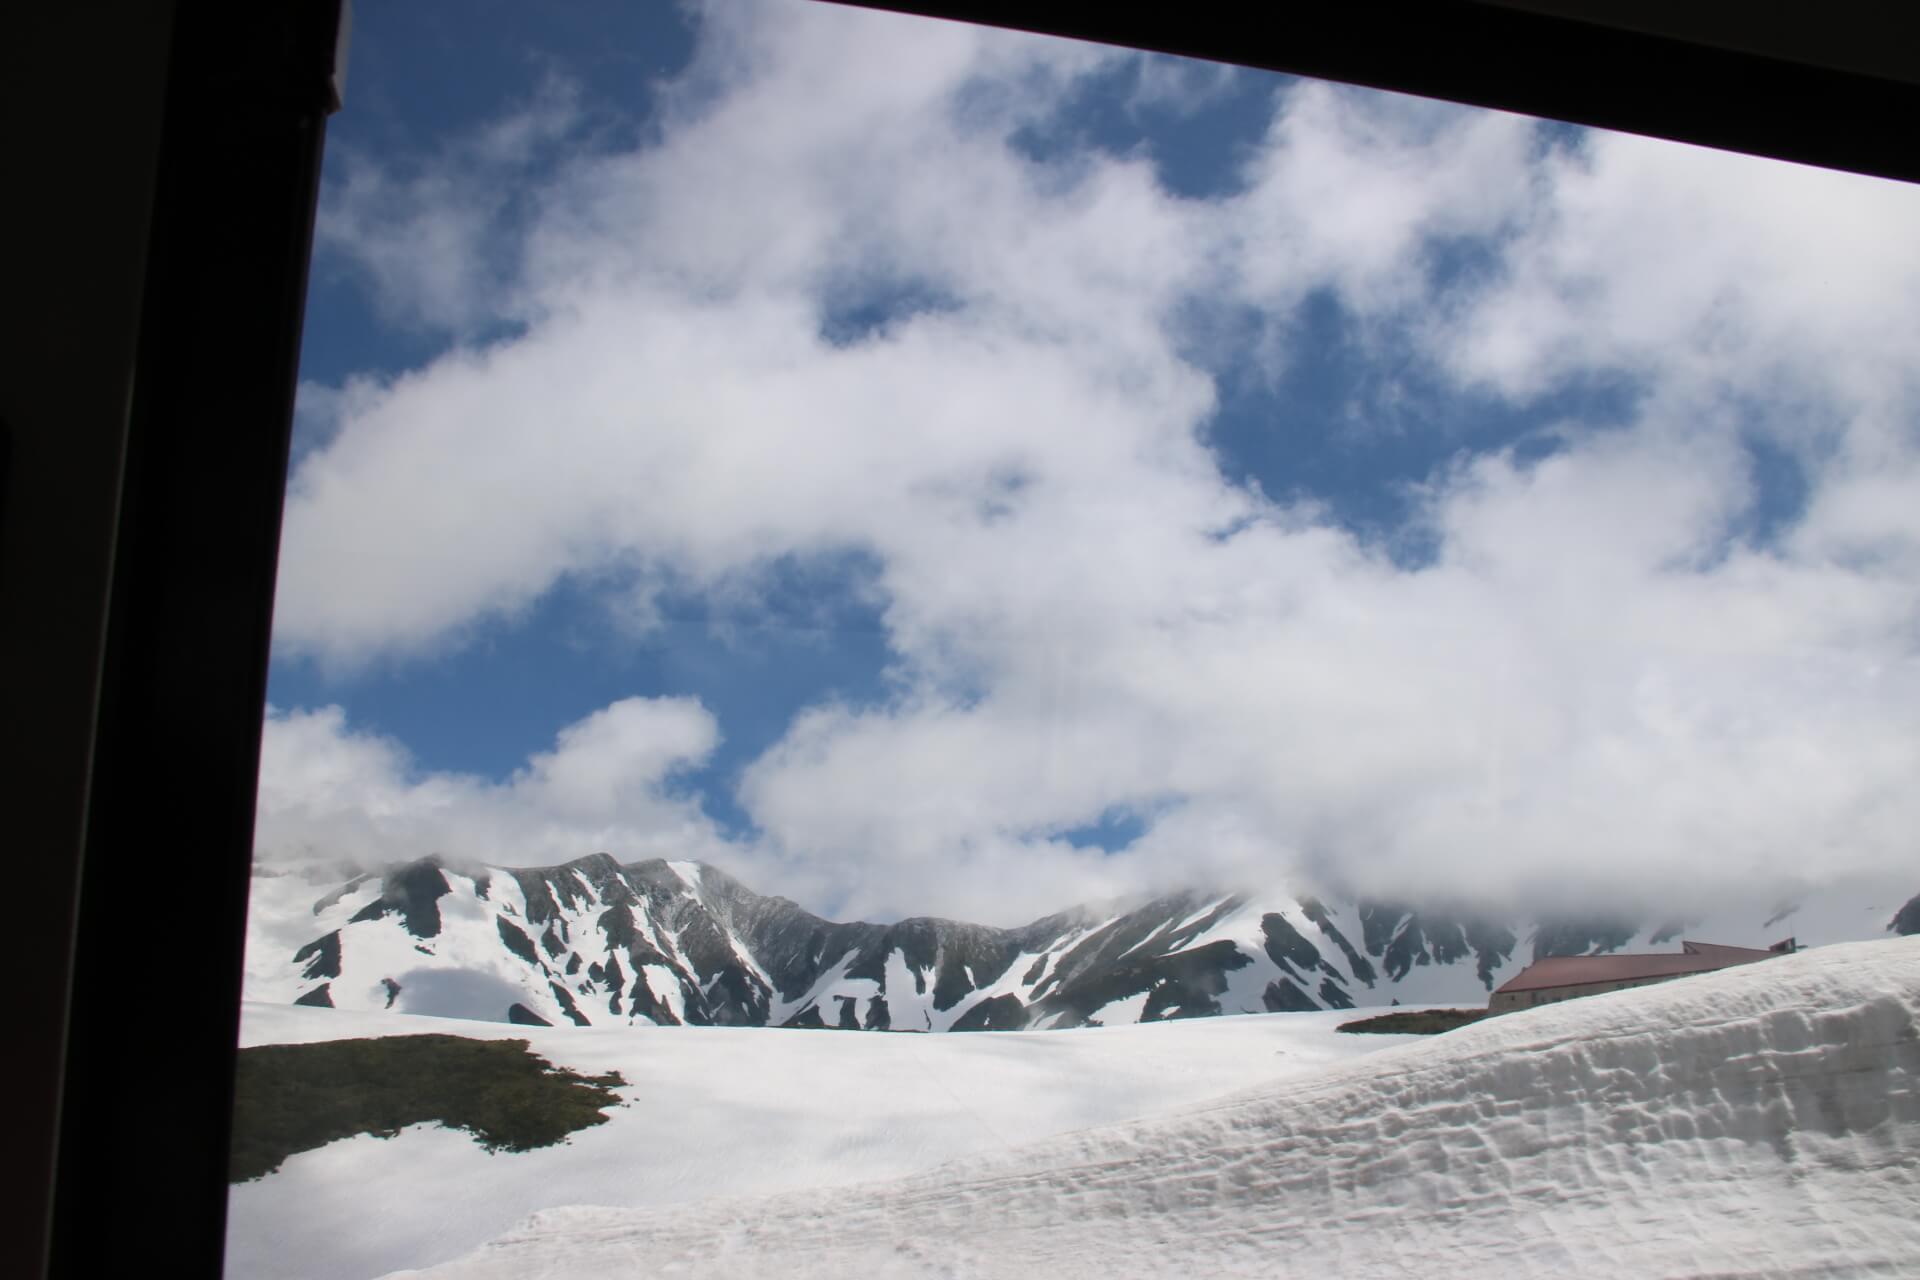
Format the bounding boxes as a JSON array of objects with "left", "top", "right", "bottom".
[{"left": 228, "top": 4, "right": 1920, "bottom": 1278}]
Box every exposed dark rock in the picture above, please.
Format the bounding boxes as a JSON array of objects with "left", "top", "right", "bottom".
[
  {"left": 497, "top": 917, "right": 539, "bottom": 967},
  {"left": 511, "top": 869, "right": 562, "bottom": 927},
  {"left": 1533, "top": 917, "right": 1638, "bottom": 962},
  {"left": 624, "top": 973, "right": 681, "bottom": 1026},
  {"left": 1459, "top": 919, "right": 1520, "bottom": 987},
  {"left": 1386, "top": 918, "right": 1438, "bottom": 976},
  {"left": 547, "top": 982, "right": 590, "bottom": 1027},
  {"left": 929, "top": 924, "right": 1021, "bottom": 1011},
  {"left": 1890, "top": 893, "right": 1920, "bottom": 936},
  {"left": 1359, "top": 902, "right": 1405, "bottom": 965},
  {"left": 950, "top": 993, "right": 1027, "bottom": 1031},
  {"left": 596, "top": 904, "right": 669, "bottom": 970},
  {"left": 1359, "top": 901, "right": 1516, "bottom": 988},
  {"left": 380, "top": 977, "right": 401, "bottom": 1009},
  {"left": 507, "top": 1003, "right": 551, "bottom": 1026},
  {"left": 1300, "top": 898, "right": 1376, "bottom": 986},
  {"left": 348, "top": 858, "right": 453, "bottom": 938},
  {"left": 1157, "top": 895, "right": 1243, "bottom": 951},
  {"left": 1031, "top": 938, "right": 1248, "bottom": 1028},
  {"left": 312, "top": 873, "right": 375, "bottom": 915},
  {"left": 1026, "top": 892, "right": 1210, "bottom": 1003},
  {"left": 1262, "top": 978, "right": 1317, "bottom": 1012},
  {"left": 1140, "top": 980, "right": 1182, "bottom": 1022},
  {"left": 1261, "top": 912, "right": 1326, "bottom": 972},
  {"left": 1317, "top": 977, "right": 1354, "bottom": 1010},
  {"left": 294, "top": 931, "right": 342, "bottom": 982},
  {"left": 294, "top": 983, "right": 333, "bottom": 1008}
]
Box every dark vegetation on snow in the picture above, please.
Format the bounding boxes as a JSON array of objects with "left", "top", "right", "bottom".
[
  {"left": 1336, "top": 1008, "right": 1489, "bottom": 1035},
  {"left": 229, "top": 1035, "right": 626, "bottom": 1182}
]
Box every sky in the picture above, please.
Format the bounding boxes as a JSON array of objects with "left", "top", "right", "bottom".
[{"left": 257, "top": 0, "right": 1920, "bottom": 927}]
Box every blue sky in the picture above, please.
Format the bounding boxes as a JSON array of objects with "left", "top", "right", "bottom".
[{"left": 258, "top": 0, "right": 1920, "bottom": 924}]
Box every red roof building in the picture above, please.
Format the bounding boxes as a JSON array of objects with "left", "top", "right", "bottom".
[{"left": 1488, "top": 938, "right": 1794, "bottom": 1014}]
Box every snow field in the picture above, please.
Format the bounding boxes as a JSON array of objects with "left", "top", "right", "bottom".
[
  {"left": 225, "top": 1003, "right": 1418, "bottom": 1279},
  {"left": 390, "top": 938, "right": 1920, "bottom": 1279}
]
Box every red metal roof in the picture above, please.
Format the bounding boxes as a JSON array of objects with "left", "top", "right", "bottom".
[{"left": 1493, "top": 941, "right": 1775, "bottom": 995}]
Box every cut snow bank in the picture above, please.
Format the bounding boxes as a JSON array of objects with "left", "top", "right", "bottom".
[
  {"left": 390, "top": 938, "right": 1920, "bottom": 1280},
  {"left": 226, "top": 1003, "right": 1416, "bottom": 1280}
]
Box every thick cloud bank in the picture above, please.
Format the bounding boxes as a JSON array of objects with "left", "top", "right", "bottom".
[
  {"left": 255, "top": 699, "right": 730, "bottom": 871},
  {"left": 262, "top": 1, "right": 1920, "bottom": 924}
]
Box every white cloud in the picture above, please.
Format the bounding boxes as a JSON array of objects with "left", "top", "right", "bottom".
[
  {"left": 254, "top": 698, "right": 730, "bottom": 871},
  {"left": 1437, "top": 131, "right": 1920, "bottom": 414},
  {"left": 264, "top": 0, "right": 1920, "bottom": 924},
  {"left": 1227, "top": 81, "right": 1538, "bottom": 317}
]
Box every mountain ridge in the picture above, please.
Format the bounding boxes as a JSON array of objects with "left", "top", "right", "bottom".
[{"left": 247, "top": 852, "right": 1917, "bottom": 1031}]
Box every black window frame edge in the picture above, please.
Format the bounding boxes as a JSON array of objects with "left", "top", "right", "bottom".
[
  {"left": 831, "top": 0, "right": 1920, "bottom": 187},
  {"left": 35, "top": 1, "right": 1917, "bottom": 1277},
  {"left": 44, "top": 3, "right": 345, "bottom": 1278}
]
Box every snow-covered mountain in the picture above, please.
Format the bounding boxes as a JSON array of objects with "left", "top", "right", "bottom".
[{"left": 247, "top": 853, "right": 1918, "bottom": 1029}]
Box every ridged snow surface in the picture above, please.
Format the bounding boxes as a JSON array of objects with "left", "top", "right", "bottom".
[
  {"left": 391, "top": 939, "right": 1920, "bottom": 1280},
  {"left": 226, "top": 1002, "right": 1421, "bottom": 1279}
]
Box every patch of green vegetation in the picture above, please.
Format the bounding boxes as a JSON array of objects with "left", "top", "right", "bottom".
[
  {"left": 229, "top": 1034, "right": 627, "bottom": 1182},
  {"left": 1336, "top": 1008, "right": 1489, "bottom": 1035}
]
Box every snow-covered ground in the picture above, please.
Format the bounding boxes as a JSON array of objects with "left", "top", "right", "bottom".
[
  {"left": 370, "top": 937, "right": 1920, "bottom": 1280},
  {"left": 225, "top": 1001, "right": 1422, "bottom": 1279}
]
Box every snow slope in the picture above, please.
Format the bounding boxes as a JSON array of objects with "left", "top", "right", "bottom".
[
  {"left": 391, "top": 938, "right": 1920, "bottom": 1280},
  {"left": 225, "top": 1002, "right": 1421, "bottom": 1280}
]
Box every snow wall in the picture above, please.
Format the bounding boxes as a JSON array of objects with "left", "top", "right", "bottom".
[{"left": 396, "top": 937, "right": 1920, "bottom": 1279}]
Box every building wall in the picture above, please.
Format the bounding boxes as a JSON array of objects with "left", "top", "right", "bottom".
[{"left": 1488, "top": 972, "right": 1694, "bottom": 1014}]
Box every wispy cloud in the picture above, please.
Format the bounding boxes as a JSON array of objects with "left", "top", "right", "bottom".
[{"left": 314, "top": 73, "right": 585, "bottom": 336}]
